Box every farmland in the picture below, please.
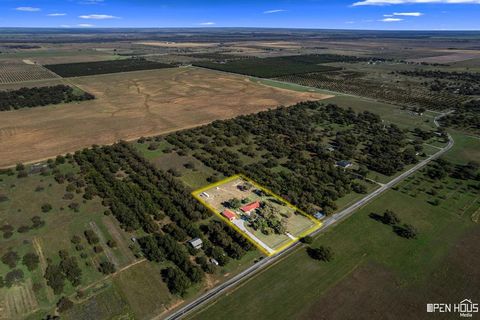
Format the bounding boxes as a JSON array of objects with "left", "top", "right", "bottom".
[
  {"left": 276, "top": 70, "right": 469, "bottom": 111},
  {"left": 0, "top": 67, "right": 329, "bottom": 168},
  {"left": 44, "top": 58, "right": 174, "bottom": 78},
  {"left": 193, "top": 55, "right": 351, "bottom": 78},
  {"left": 0, "top": 60, "right": 58, "bottom": 84},
  {"left": 0, "top": 160, "right": 138, "bottom": 319},
  {"left": 188, "top": 137, "right": 480, "bottom": 320},
  {"left": 0, "top": 28, "right": 479, "bottom": 320}
]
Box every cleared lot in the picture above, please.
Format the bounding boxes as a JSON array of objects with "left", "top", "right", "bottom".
[{"left": 0, "top": 67, "right": 331, "bottom": 167}]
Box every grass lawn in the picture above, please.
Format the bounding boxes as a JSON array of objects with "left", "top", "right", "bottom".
[
  {"left": 113, "top": 260, "right": 173, "bottom": 319},
  {"left": 443, "top": 130, "right": 480, "bottom": 165},
  {"left": 190, "top": 161, "right": 480, "bottom": 319}
]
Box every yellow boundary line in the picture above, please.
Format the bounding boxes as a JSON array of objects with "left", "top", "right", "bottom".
[{"left": 192, "top": 174, "right": 322, "bottom": 256}]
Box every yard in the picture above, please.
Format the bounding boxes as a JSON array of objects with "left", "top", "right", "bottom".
[{"left": 193, "top": 175, "right": 321, "bottom": 255}]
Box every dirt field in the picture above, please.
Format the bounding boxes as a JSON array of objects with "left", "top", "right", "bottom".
[
  {"left": 0, "top": 67, "right": 331, "bottom": 167},
  {"left": 408, "top": 50, "right": 480, "bottom": 64},
  {"left": 137, "top": 41, "right": 219, "bottom": 48}
]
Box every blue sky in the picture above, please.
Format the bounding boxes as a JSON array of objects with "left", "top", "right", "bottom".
[{"left": 0, "top": 0, "right": 479, "bottom": 30}]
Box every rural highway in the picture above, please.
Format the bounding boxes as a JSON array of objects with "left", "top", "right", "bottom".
[{"left": 163, "top": 112, "right": 454, "bottom": 320}]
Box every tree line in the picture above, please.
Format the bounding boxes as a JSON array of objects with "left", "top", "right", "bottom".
[
  {"left": 73, "top": 142, "right": 252, "bottom": 295},
  {"left": 164, "top": 101, "right": 417, "bottom": 215},
  {"left": 0, "top": 85, "right": 94, "bottom": 111}
]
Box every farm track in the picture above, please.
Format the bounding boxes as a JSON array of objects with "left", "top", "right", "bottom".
[{"left": 89, "top": 221, "right": 120, "bottom": 268}]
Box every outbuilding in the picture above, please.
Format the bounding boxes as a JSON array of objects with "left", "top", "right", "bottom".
[
  {"left": 336, "top": 160, "right": 352, "bottom": 168},
  {"left": 240, "top": 201, "right": 261, "bottom": 213},
  {"left": 222, "top": 209, "right": 236, "bottom": 221},
  {"left": 188, "top": 237, "right": 203, "bottom": 250}
]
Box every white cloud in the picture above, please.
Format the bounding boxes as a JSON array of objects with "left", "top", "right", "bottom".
[
  {"left": 199, "top": 22, "right": 215, "bottom": 25},
  {"left": 353, "top": 0, "right": 480, "bottom": 6},
  {"left": 393, "top": 12, "right": 423, "bottom": 16},
  {"left": 263, "top": 9, "right": 286, "bottom": 14},
  {"left": 47, "top": 13, "right": 66, "bottom": 16},
  {"left": 77, "top": 23, "right": 94, "bottom": 27},
  {"left": 383, "top": 14, "right": 394, "bottom": 16},
  {"left": 79, "top": 14, "right": 118, "bottom": 19},
  {"left": 380, "top": 17, "right": 404, "bottom": 21},
  {"left": 15, "top": 7, "right": 41, "bottom": 12}
]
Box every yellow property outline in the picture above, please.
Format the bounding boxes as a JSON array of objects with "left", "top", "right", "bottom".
[{"left": 192, "top": 174, "right": 322, "bottom": 256}]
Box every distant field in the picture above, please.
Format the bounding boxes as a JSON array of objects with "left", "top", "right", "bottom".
[
  {"left": 0, "top": 67, "right": 331, "bottom": 167},
  {"left": 44, "top": 58, "right": 174, "bottom": 77},
  {"left": 0, "top": 60, "right": 58, "bottom": 84},
  {"left": 194, "top": 55, "right": 346, "bottom": 78}
]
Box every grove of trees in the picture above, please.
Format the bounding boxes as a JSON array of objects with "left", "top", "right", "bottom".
[{"left": 0, "top": 85, "right": 94, "bottom": 111}]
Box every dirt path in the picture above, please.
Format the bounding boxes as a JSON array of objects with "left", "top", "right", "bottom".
[
  {"left": 32, "top": 237, "right": 55, "bottom": 302},
  {"left": 102, "top": 216, "right": 136, "bottom": 264},
  {"left": 89, "top": 221, "right": 120, "bottom": 268}
]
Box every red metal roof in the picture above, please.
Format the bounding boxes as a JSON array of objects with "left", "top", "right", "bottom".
[
  {"left": 222, "top": 209, "right": 236, "bottom": 220},
  {"left": 240, "top": 201, "right": 260, "bottom": 213}
]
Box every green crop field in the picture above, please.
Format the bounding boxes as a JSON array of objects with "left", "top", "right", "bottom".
[
  {"left": 194, "top": 55, "right": 343, "bottom": 78},
  {"left": 45, "top": 58, "right": 174, "bottom": 77}
]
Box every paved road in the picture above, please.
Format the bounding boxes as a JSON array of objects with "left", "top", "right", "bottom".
[{"left": 163, "top": 112, "right": 453, "bottom": 320}]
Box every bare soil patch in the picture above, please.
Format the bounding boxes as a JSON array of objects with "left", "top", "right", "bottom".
[{"left": 0, "top": 67, "right": 330, "bottom": 167}]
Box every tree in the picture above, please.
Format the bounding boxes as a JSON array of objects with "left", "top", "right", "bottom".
[
  {"left": 99, "top": 261, "right": 116, "bottom": 275},
  {"left": 22, "top": 253, "right": 40, "bottom": 271},
  {"left": 1, "top": 250, "right": 19, "bottom": 269},
  {"left": 45, "top": 264, "right": 65, "bottom": 294},
  {"left": 4, "top": 269, "right": 24, "bottom": 287},
  {"left": 84, "top": 230, "right": 99, "bottom": 245},
  {"left": 226, "top": 198, "right": 242, "bottom": 209},
  {"left": 383, "top": 210, "right": 400, "bottom": 225},
  {"left": 107, "top": 240, "right": 117, "bottom": 248},
  {"left": 307, "top": 246, "right": 334, "bottom": 262},
  {"left": 60, "top": 256, "right": 82, "bottom": 286},
  {"left": 162, "top": 267, "right": 191, "bottom": 296},
  {"left": 41, "top": 203, "right": 53, "bottom": 213},
  {"left": 300, "top": 236, "right": 314, "bottom": 244},
  {"left": 395, "top": 224, "right": 418, "bottom": 239},
  {"left": 71, "top": 235, "right": 82, "bottom": 245},
  {"left": 57, "top": 297, "right": 74, "bottom": 313}
]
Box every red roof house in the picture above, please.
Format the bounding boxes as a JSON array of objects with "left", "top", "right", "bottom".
[
  {"left": 240, "top": 201, "right": 261, "bottom": 213},
  {"left": 222, "top": 209, "right": 236, "bottom": 221}
]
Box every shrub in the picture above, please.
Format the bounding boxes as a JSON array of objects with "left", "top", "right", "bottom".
[
  {"left": 41, "top": 203, "right": 53, "bottom": 213},
  {"left": 1, "top": 251, "right": 20, "bottom": 268},
  {"left": 99, "top": 261, "right": 116, "bottom": 275},
  {"left": 57, "top": 297, "right": 73, "bottom": 313},
  {"left": 307, "top": 246, "right": 334, "bottom": 262},
  {"left": 22, "top": 253, "right": 40, "bottom": 271}
]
